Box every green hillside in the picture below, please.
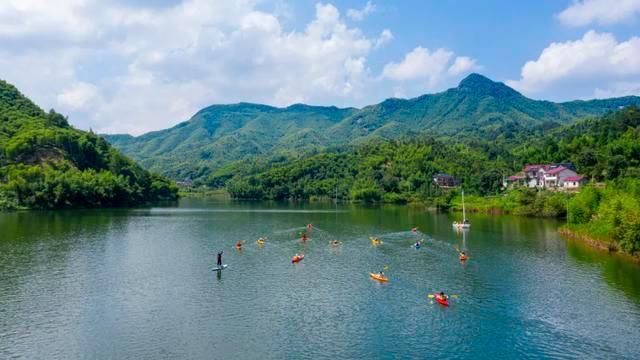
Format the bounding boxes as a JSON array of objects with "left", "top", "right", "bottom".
[
  {"left": 222, "top": 106, "right": 639, "bottom": 202},
  {"left": 104, "top": 74, "right": 640, "bottom": 181},
  {"left": 0, "top": 80, "right": 178, "bottom": 209},
  {"left": 220, "top": 107, "right": 640, "bottom": 255}
]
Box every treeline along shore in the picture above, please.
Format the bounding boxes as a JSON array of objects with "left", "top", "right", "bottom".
[{"left": 210, "top": 107, "right": 640, "bottom": 258}]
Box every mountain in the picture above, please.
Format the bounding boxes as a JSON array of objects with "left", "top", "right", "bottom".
[
  {"left": 103, "top": 74, "right": 640, "bottom": 181},
  {"left": 0, "top": 79, "right": 178, "bottom": 209},
  {"left": 223, "top": 106, "right": 640, "bottom": 202}
]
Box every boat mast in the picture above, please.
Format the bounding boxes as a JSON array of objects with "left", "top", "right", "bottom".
[{"left": 462, "top": 189, "right": 466, "bottom": 222}]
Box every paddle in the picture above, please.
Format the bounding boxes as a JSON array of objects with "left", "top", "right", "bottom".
[{"left": 427, "top": 294, "right": 459, "bottom": 299}]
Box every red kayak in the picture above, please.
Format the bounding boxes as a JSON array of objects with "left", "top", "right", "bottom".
[
  {"left": 292, "top": 254, "right": 305, "bottom": 263},
  {"left": 434, "top": 294, "right": 449, "bottom": 307}
]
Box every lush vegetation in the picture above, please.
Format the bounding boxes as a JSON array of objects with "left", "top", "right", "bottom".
[
  {"left": 0, "top": 79, "right": 178, "bottom": 210},
  {"left": 566, "top": 178, "right": 640, "bottom": 255},
  {"left": 218, "top": 107, "right": 640, "bottom": 255},
  {"left": 104, "top": 73, "right": 640, "bottom": 182},
  {"left": 222, "top": 107, "right": 639, "bottom": 199}
]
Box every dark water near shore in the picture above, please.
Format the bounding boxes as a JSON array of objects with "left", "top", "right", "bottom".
[{"left": 1, "top": 198, "right": 639, "bottom": 359}]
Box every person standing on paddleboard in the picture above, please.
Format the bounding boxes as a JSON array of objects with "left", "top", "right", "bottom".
[{"left": 217, "top": 251, "right": 223, "bottom": 267}]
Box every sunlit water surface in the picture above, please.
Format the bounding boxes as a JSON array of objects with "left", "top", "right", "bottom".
[{"left": 1, "top": 198, "right": 639, "bottom": 359}]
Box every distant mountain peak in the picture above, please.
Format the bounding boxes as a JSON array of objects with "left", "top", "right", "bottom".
[{"left": 457, "top": 73, "right": 521, "bottom": 98}]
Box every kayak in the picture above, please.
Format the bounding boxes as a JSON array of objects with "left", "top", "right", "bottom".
[
  {"left": 459, "top": 255, "right": 469, "bottom": 261},
  {"left": 235, "top": 244, "right": 242, "bottom": 250},
  {"left": 369, "top": 273, "right": 389, "bottom": 282},
  {"left": 370, "top": 237, "right": 383, "bottom": 246},
  {"left": 256, "top": 239, "right": 265, "bottom": 245},
  {"left": 414, "top": 243, "right": 421, "bottom": 249},
  {"left": 292, "top": 255, "right": 305, "bottom": 263},
  {"left": 433, "top": 294, "right": 449, "bottom": 306},
  {"left": 211, "top": 264, "right": 228, "bottom": 272}
]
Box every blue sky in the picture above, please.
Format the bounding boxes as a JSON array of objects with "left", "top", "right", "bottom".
[{"left": 1, "top": 0, "right": 640, "bottom": 134}]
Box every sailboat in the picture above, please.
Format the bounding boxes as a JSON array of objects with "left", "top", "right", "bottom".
[{"left": 453, "top": 189, "right": 471, "bottom": 229}]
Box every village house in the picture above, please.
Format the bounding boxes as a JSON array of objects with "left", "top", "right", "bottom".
[
  {"left": 505, "top": 164, "right": 586, "bottom": 190},
  {"left": 176, "top": 178, "right": 193, "bottom": 187},
  {"left": 433, "top": 173, "right": 460, "bottom": 188}
]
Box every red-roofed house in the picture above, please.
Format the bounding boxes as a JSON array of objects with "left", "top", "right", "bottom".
[
  {"left": 562, "top": 175, "right": 587, "bottom": 189},
  {"left": 505, "top": 163, "right": 586, "bottom": 190},
  {"left": 543, "top": 166, "right": 577, "bottom": 188}
]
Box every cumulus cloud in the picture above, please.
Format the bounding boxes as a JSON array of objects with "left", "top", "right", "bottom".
[
  {"left": 0, "top": 0, "right": 98, "bottom": 41},
  {"left": 593, "top": 81, "right": 640, "bottom": 98},
  {"left": 507, "top": 31, "right": 640, "bottom": 97},
  {"left": 346, "top": 1, "right": 375, "bottom": 21},
  {"left": 448, "top": 56, "right": 481, "bottom": 76},
  {"left": 57, "top": 82, "right": 102, "bottom": 111},
  {"left": 557, "top": 0, "right": 640, "bottom": 26},
  {"left": 381, "top": 47, "right": 480, "bottom": 96},
  {"left": 0, "top": 0, "right": 476, "bottom": 134},
  {"left": 374, "top": 29, "right": 393, "bottom": 48}
]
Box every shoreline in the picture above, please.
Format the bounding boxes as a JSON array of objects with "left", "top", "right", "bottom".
[{"left": 558, "top": 227, "right": 640, "bottom": 264}]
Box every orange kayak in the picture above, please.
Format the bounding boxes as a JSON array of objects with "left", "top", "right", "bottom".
[
  {"left": 459, "top": 255, "right": 468, "bottom": 261},
  {"left": 292, "top": 255, "right": 305, "bottom": 263},
  {"left": 369, "top": 273, "right": 389, "bottom": 282}
]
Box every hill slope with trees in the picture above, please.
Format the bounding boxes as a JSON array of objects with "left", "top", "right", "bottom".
[
  {"left": 104, "top": 74, "right": 640, "bottom": 181},
  {"left": 0, "top": 80, "right": 178, "bottom": 209},
  {"left": 220, "top": 107, "right": 640, "bottom": 256}
]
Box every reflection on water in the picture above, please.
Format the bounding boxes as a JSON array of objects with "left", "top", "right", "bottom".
[
  {"left": 566, "top": 238, "right": 640, "bottom": 302},
  {"left": 1, "top": 198, "right": 639, "bottom": 359}
]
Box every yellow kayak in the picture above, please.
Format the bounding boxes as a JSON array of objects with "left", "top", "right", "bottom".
[
  {"left": 256, "top": 239, "right": 265, "bottom": 245},
  {"left": 370, "top": 237, "right": 383, "bottom": 246},
  {"left": 370, "top": 273, "right": 389, "bottom": 282}
]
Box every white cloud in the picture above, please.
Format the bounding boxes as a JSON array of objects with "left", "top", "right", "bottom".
[
  {"left": 381, "top": 47, "right": 479, "bottom": 95},
  {"left": 375, "top": 29, "right": 393, "bottom": 48},
  {"left": 448, "top": 56, "right": 481, "bottom": 76},
  {"left": 0, "top": 0, "right": 98, "bottom": 41},
  {"left": 593, "top": 81, "right": 640, "bottom": 98},
  {"left": 507, "top": 31, "right": 640, "bottom": 96},
  {"left": 346, "top": 1, "right": 375, "bottom": 21},
  {"left": 557, "top": 0, "right": 640, "bottom": 27},
  {"left": 0, "top": 1, "right": 476, "bottom": 135},
  {"left": 57, "top": 82, "right": 102, "bottom": 111},
  {"left": 383, "top": 47, "right": 452, "bottom": 82}
]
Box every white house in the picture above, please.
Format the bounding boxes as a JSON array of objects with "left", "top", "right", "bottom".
[
  {"left": 562, "top": 175, "right": 587, "bottom": 189},
  {"left": 544, "top": 166, "right": 578, "bottom": 188},
  {"left": 506, "top": 164, "right": 586, "bottom": 190}
]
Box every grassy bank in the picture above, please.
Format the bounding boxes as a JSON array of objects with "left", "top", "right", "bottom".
[
  {"left": 559, "top": 225, "right": 640, "bottom": 263},
  {"left": 178, "top": 187, "right": 229, "bottom": 198},
  {"left": 450, "top": 189, "right": 570, "bottom": 217}
]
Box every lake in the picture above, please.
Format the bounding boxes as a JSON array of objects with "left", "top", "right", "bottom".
[{"left": 1, "top": 198, "right": 639, "bottom": 359}]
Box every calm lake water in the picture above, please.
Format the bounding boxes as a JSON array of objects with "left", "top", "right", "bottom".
[{"left": 1, "top": 198, "right": 639, "bottom": 359}]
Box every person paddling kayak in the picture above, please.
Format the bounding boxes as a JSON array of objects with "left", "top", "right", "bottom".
[
  {"left": 216, "top": 251, "right": 223, "bottom": 267},
  {"left": 235, "top": 241, "right": 243, "bottom": 249},
  {"left": 437, "top": 292, "right": 449, "bottom": 305}
]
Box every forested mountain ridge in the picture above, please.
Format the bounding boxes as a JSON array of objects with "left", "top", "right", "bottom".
[
  {"left": 219, "top": 106, "right": 640, "bottom": 255},
  {"left": 0, "top": 79, "right": 178, "bottom": 209},
  {"left": 104, "top": 74, "right": 640, "bottom": 181},
  {"left": 220, "top": 106, "right": 640, "bottom": 202}
]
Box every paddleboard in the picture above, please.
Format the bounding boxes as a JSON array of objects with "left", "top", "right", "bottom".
[{"left": 211, "top": 264, "right": 228, "bottom": 271}]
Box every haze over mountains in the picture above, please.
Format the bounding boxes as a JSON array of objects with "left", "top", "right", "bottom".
[{"left": 103, "top": 74, "right": 640, "bottom": 180}]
